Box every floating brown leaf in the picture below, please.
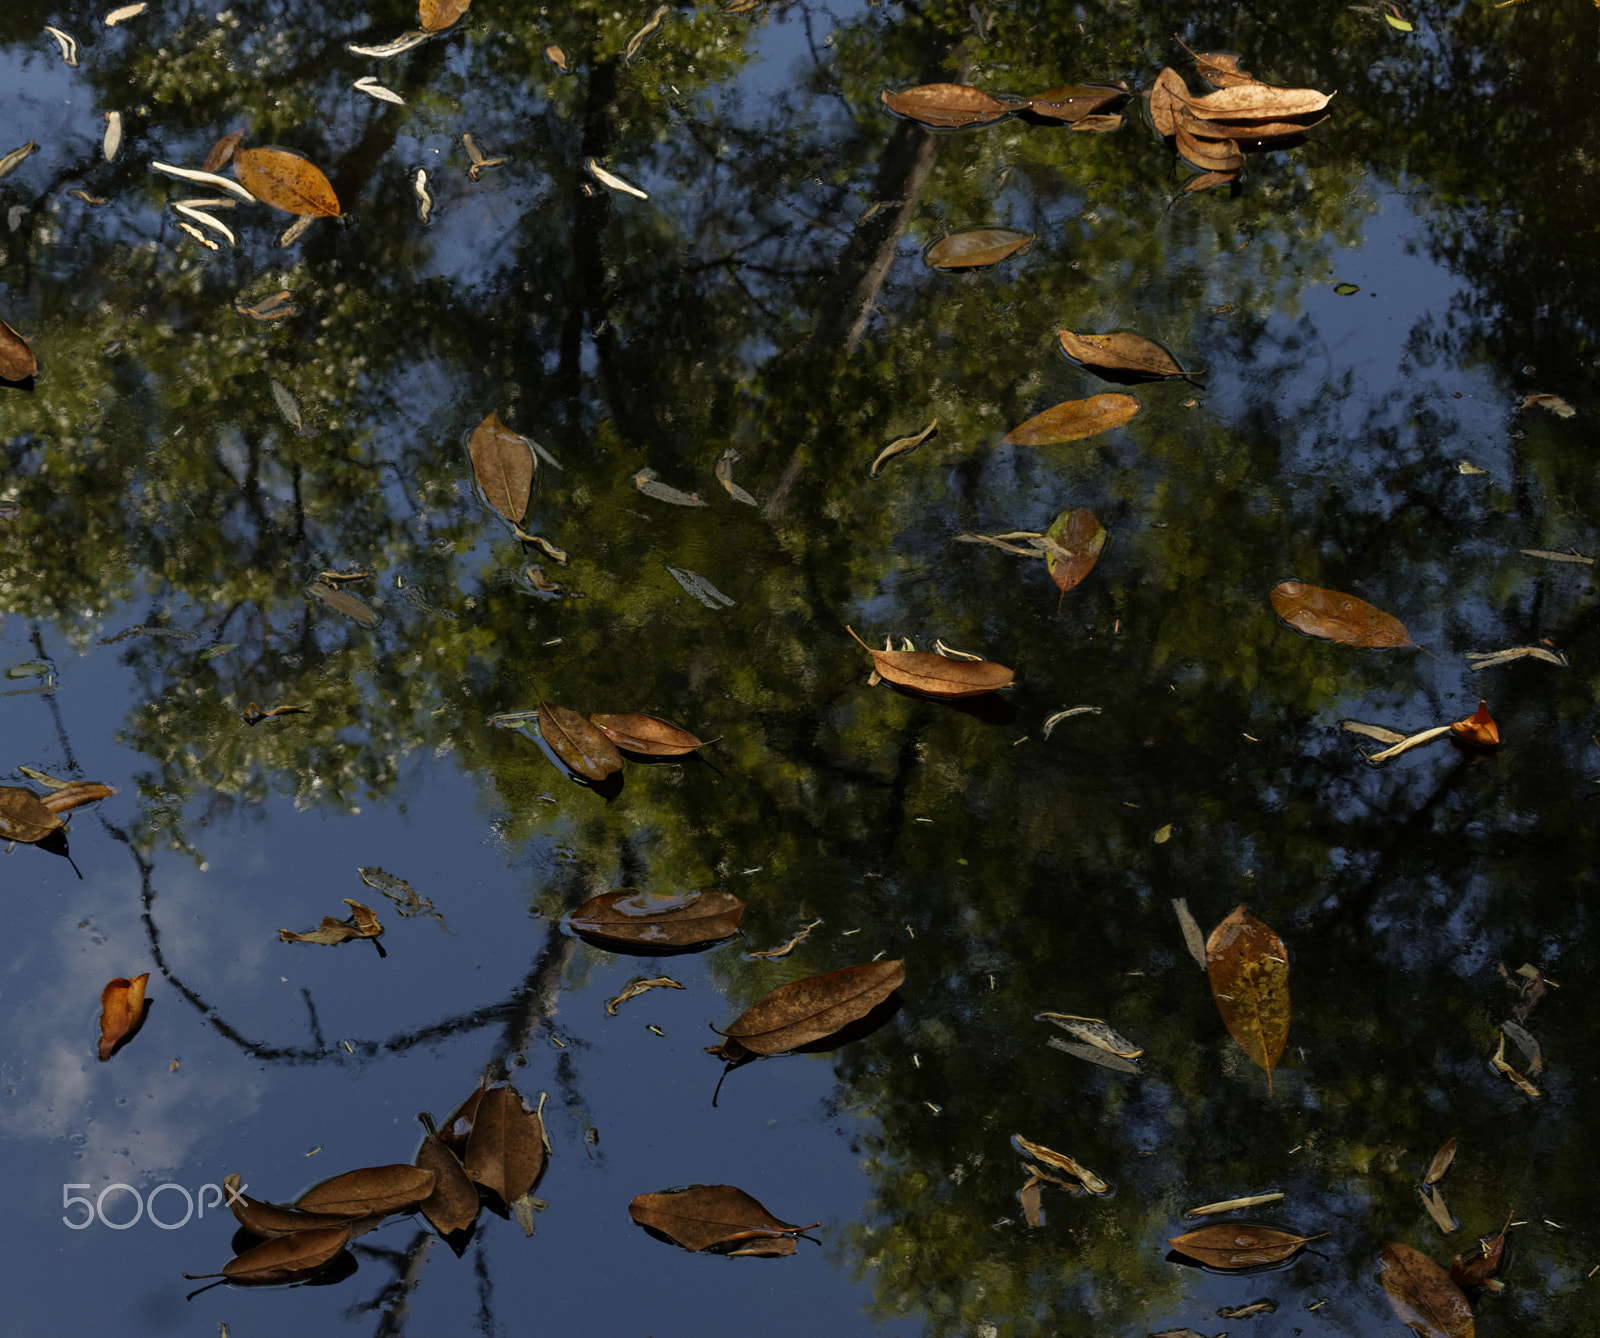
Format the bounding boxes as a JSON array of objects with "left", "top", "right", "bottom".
[
  {"left": 97, "top": 973, "right": 150, "bottom": 1061},
  {"left": 39, "top": 781, "right": 119, "bottom": 814},
  {"left": 1004, "top": 393, "right": 1139, "bottom": 445},
  {"left": 1419, "top": 1183, "right": 1458, "bottom": 1234},
  {"left": 202, "top": 129, "right": 244, "bottom": 173},
  {"left": 846, "top": 627, "right": 1014, "bottom": 698},
  {"left": 924, "top": 229, "right": 1031, "bottom": 270},
  {"left": 1181, "top": 83, "right": 1333, "bottom": 121},
  {"left": 0, "top": 314, "right": 39, "bottom": 380},
  {"left": 1175, "top": 107, "right": 1329, "bottom": 140},
  {"left": 187, "top": 1226, "right": 350, "bottom": 1284},
  {"left": 1190, "top": 50, "right": 1256, "bottom": 88},
  {"left": 1169, "top": 1223, "right": 1317, "bottom": 1269},
  {"left": 234, "top": 146, "right": 342, "bottom": 217},
  {"left": 1449, "top": 1215, "right": 1511, "bottom": 1292},
  {"left": 566, "top": 889, "right": 745, "bottom": 951},
  {"left": 539, "top": 700, "right": 624, "bottom": 782},
  {"left": 869, "top": 419, "right": 937, "bottom": 477},
  {"left": 1044, "top": 508, "right": 1108, "bottom": 602},
  {"left": 438, "top": 1071, "right": 491, "bottom": 1151},
  {"left": 1185, "top": 1192, "right": 1286, "bottom": 1217},
  {"left": 588, "top": 712, "right": 716, "bottom": 757},
  {"left": 1175, "top": 126, "right": 1244, "bottom": 174},
  {"left": 1380, "top": 1241, "right": 1476, "bottom": 1337},
  {"left": 296, "top": 1165, "right": 436, "bottom": 1217},
  {"left": 1270, "top": 581, "right": 1414, "bottom": 648},
  {"left": 415, "top": 1126, "right": 481, "bottom": 1236},
  {"left": 1206, "top": 905, "right": 1290, "bottom": 1090},
  {"left": 1425, "top": 1138, "right": 1458, "bottom": 1185},
  {"left": 1149, "top": 67, "right": 1190, "bottom": 137},
  {"left": 1023, "top": 82, "right": 1128, "bottom": 121},
  {"left": 1058, "top": 328, "right": 1196, "bottom": 379},
  {"left": 279, "top": 899, "right": 383, "bottom": 945},
  {"left": 708, "top": 959, "right": 905, "bottom": 1060},
  {"left": 228, "top": 1188, "right": 367, "bottom": 1238},
  {"left": 469, "top": 411, "right": 535, "bottom": 524},
  {"left": 1034, "top": 1012, "right": 1142, "bottom": 1059},
  {"left": 605, "top": 975, "right": 684, "bottom": 1016},
  {"left": 464, "top": 1085, "right": 546, "bottom": 1206},
  {"left": 1012, "top": 1134, "right": 1110, "bottom": 1193},
  {"left": 308, "top": 580, "right": 380, "bottom": 627},
  {"left": 880, "top": 83, "right": 1016, "bottom": 128},
  {"left": 420, "top": 0, "right": 470, "bottom": 31},
  {"left": 0, "top": 784, "right": 66, "bottom": 843},
  {"left": 628, "top": 1184, "right": 813, "bottom": 1252},
  {"left": 1449, "top": 700, "right": 1499, "bottom": 747}
]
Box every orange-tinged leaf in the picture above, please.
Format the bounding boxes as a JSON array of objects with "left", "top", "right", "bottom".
[
  {"left": 1004, "top": 394, "right": 1139, "bottom": 445},
  {"left": 1149, "top": 67, "right": 1190, "bottom": 137},
  {"left": 1181, "top": 83, "right": 1334, "bottom": 121},
  {"left": 539, "top": 700, "right": 624, "bottom": 782},
  {"left": 0, "top": 784, "right": 65, "bottom": 842},
  {"left": 0, "top": 314, "right": 39, "bottom": 380},
  {"left": 1022, "top": 82, "right": 1128, "bottom": 121},
  {"left": 587, "top": 712, "right": 717, "bottom": 756},
  {"left": 1169, "top": 1222, "right": 1317, "bottom": 1268},
  {"left": 1191, "top": 50, "right": 1257, "bottom": 88},
  {"left": 1058, "top": 328, "right": 1196, "bottom": 379},
  {"left": 1206, "top": 905, "right": 1289, "bottom": 1090},
  {"left": 234, "top": 146, "right": 341, "bottom": 217},
  {"left": 98, "top": 973, "right": 150, "bottom": 1061},
  {"left": 924, "top": 228, "right": 1032, "bottom": 270},
  {"left": 709, "top": 959, "right": 905, "bottom": 1060},
  {"left": 295, "top": 1165, "right": 435, "bottom": 1216},
  {"left": 1449, "top": 1216, "right": 1512, "bottom": 1291},
  {"left": 1449, "top": 700, "right": 1499, "bottom": 747},
  {"left": 629, "top": 1184, "right": 814, "bottom": 1253},
  {"left": 1044, "top": 508, "right": 1108, "bottom": 601},
  {"left": 468, "top": 411, "right": 535, "bottom": 524},
  {"left": 420, "top": 0, "right": 471, "bottom": 31},
  {"left": 1380, "top": 1241, "right": 1476, "bottom": 1337},
  {"left": 880, "top": 83, "right": 1016, "bottom": 128},
  {"left": 846, "top": 627, "right": 1014, "bottom": 698},
  {"left": 1175, "top": 125, "right": 1244, "bottom": 173},
  {"left": 39, "top": 781, "right": 118, "bottom": 814},
  {"left": 202, "top": 129, "right": 244, "bottom": 173},
  {"left": 1270, "top": 580, "right": 1414, "bottom": 648},
  {"left": 564, "top": 888, "right": 745, "bottom": 952},
  {"left": 1175, "top": 107, "right": 1330, "bottom": 140}
]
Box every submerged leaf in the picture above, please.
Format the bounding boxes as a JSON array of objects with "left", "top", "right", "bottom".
[
  {"left": 924, "top": 229, "right": 1031, "bottom": 270},
  {"left": 1004, "top": 394, "right": 1139, "bottom": 445},
  {"left": 881, "top": 83, "right": 1015, "bottom": 129},
  {"left": 539, "top": 700, "right": 624, "bottom": 782},
  {"left": 235, "top": 147, "right": 341, "bottom": 217},
  {"left": 1379, "top": 1241, "right": 1476, "bottom": 1337},
  {"left": 709, "top": 960, "right": 905, "bottom": 1059},
  {"left": 564, "top": 888, "right": 746, "bottom": 951},
  {"left": 634, "top": 467, "right": 706, "bottom": 506},
  {"left": 1270, "top": 581, "right": 1413, "bottom": 648},
  {"left": 1169, "top": 1223, "right": 1316, "bottom": 1269},
  {"left": 1058, "top": 329, "right": 1196, "bottom": 379},
  {"left": 1519, "top": 393, "right": 1575, "bottom": 419},
  {"left": 469, "top": 411, "right": 535, "bottom": 524},
  {"left": 1206, "top": 905, "right": 1290, "bottom": 1090},
  {"left": 628, "top": 1184, "right": 813, "bottom": 1252},
  {"left": 98, "top": 973, "right": 150, "bottom": 1060},
  {"left": 308, "top": 581, "right": 380, "bottom": 626},
  {"left": 847, "top": 626, "right": 1013, "bottom": 698},
  {"left": 714, "top": 448, "right": 758, "bottom": 504}
]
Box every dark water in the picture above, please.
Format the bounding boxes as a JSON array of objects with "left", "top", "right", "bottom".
[{"left": 3, "top": 1, "right": 1599, "bottom": 1334}]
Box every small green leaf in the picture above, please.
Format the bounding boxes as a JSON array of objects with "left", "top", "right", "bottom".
[{"left": 1334, "top": 282, "right": 1360, "bottom": 295}]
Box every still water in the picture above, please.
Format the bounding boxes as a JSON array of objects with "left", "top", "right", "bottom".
[{"left": 3, "top": 0, "right": 1599, "bottom": 1334}]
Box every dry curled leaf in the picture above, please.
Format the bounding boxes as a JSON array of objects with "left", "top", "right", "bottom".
[
  {"left": 1186, "top": 1192, "right": 1285, "bottom": 1218},
  {"left": 1169, "top": 1223, "right": 1318, "bottom": 1269},
  {"left": 588, "top": 712, "right": 717, "bottom": 756},
  {"left": 1013, "top": 1134, "right": 1109, "bottom": 1193},
  {"left": 1270, "top": 581, "right": 1413, "bottom": 648},
  {"left": 98, "top": 973, "right": 150, "bottom": 1060},
  {"left": 39, "top": 781, "right": 118, "bottom": 814},
  {"left": 629, "top": 1184, "right": 815, "bottom": 1253},
  {"left": 1206, "top": 905, "right": 1290, "bottom": 1091},
  {"left": 1034, "top": 1012, "right": 1142, "bottom": 1058},
  {"left": 234, "top": 146, "right": 341, "bottom": 217},
  {"left": 1380, "top": 1241, "right": 1476, "bottom": 1337},
  {"left": 1174, "top": 107, "right": 1329, "bottom": 140},
  {"left": 280, "top": 899, "right": 384, "bottom": 946},
  {"left": 924, "top": 229, "right": 1031, "bottom": 270},
  {"left": 469, "top": 411, "right": 535, "bottom": 525},
  {"left": 564, "top": 889, "right": 746, "bottom": 952},
  {"left": 227, "top": 1186, "right": 367, "bottom": 1239},
  {"left": 707, "top": 959, "right": 905, "bottom": 1061},
  {"left": 880, "top": 83, "right": 1016, "bottom": 128},
  {"left": 1058, "top": 329, "right": 1197, "bottom": 379},
  {"left": 1175, "top": 126, "right": 1244, "bottom": 173},
  {"left": 604, "top": 975, "right": 684, "bottom": 1016},
  {"left": 539, "top": 700, "right": 624, "bottom": 782},
  {"left": 1449, "top": 1215, "right": 1512, "bottom": 1292},
  {"left": 847, "top": 626, "right": 1013, "bottom": 698},
  {"left": 1449, "top": 700, "right": 1499, "bottom": 747},
  {"left": 1004, "top": 394, "right": 1139, "bottom": 445}
]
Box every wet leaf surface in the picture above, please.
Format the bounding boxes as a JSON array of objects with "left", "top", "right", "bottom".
[
  {"left": 296, "top": 1165, "right": 435, "bottom": 1216},
  {"left": 0, "top": 784, "right": 66, "bottom": 842},
  {"left": 847, "top": 627, "right": 1014, "bottom": 698},
  {"left": 538, "top": 700, "right": 624, "bottom": 782},
  {"left": 564, "top": 888, "right": 746, "bottom": 952},
  {"left": 463, "top": 1085, "right": 546, "bottom": 1206},
  {"left": 419, "top": 0, "right": 471, "bottom": 32},
  {"left": 234, "top": 146, "right": 341, "bottom": 217},
  {"left": 1004, "top": 394, "right": 1139, "bottom": 445},
  {"left": 1169, "top": 1223, "right": 1317, "bottom": 1269},
  {"left": 587, "top": 712, "right": 715, "bottom": 756},
  {"left": 1022, "top": 82, "right": 1128, "bottom": 121},
  {"left": 708, "top": 959, "right": 906, "bottom": 1060},
  {"left": 279, "top": 899, "right": 384, "bottom": 946},
  {"left": 1206, "top": 905, "right": 1290, "bottom": 1090},
  {"left": 468, "top": 411, "right": 535, "bottom": 524},
  {"left": 97, "top": 972, "right": 150, "bottom": 1060},
  {"left": 0, "top": 314, "right": 38, "bottom": 380},
  {"left": 1044, "top": 508, "right": 1108, "bottom": 600},
  {"left": 1058, "top": 329, "right": 1196, "bottom": 379},
  {"left": 880, "top": 83, "right": 1016, "bottom": 128},
  {"left": 228, "top": 1188, "right": 367, "bottom": 1238},
  {"left": 205, "top": 1225, "right": 350, "bottom": 1284},
  {"left": 628, "top": 1184, "right": 811, "bottom": 1252},
  {"left": 924, "top": 229, "right": 1031, "bottom": 270},
  {"left": 1270, "top": 581, "right": 1414, "bottom": 648},
  {"left": 1380, "top": 1241, "right": 1476, "bottom": 1337}
]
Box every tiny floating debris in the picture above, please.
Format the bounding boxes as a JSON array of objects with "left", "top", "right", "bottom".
[
  {"left": 270, "top": 379, "right": 313, "bottom": 437},
  {"left": 414, "top": 169, "right": 432, "bottom": 222},
  {"left": 235, "top": 290, "right": 299, "bottom": 321},
  {"left": 242, "top": 702, "right": 310, "bottom": 725},
  {"left": 0, "top": 142, "right": 40, "bottom": 180},
  {"left": 44, "top": 26, "right": 79, "bottom": 65},
  {"left": 105, "top": 3, "right": 149, "bottom": 26},
  {"left": 869, "top": 419, "right": 937, "bottom": 477},
  {"left": 347, "top": 30, "right": 431, "bottom": 58},
  {"left": 586, "top": 158, "right": 648, "bottom": 199},
  {"left": 103, "top": 111, "right": 122, "bottom": 162},
  {"left": 464, "top": 134, "right": 510, "bottom": 180},
  {"left": 149, "top": 160, "right": 257, "bottom": 202},
  {"left": 634, "top": 467, "right": 706, "bottom": 507},
  {"left": 353, "top": 76, "right": 406, "bottom": 106}
]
